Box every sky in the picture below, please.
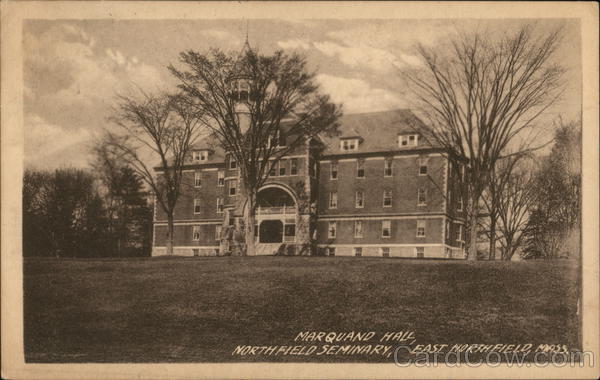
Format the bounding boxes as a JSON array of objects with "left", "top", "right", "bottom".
[{"left": 23, "top": 18, "right": 581, "bottom": 169}]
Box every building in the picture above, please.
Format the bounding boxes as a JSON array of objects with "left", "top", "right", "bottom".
[
  {"left": 152, "top": 108, "right": 467, "bottom": 259},
  {"left": 152, "top": 40, "right": 466, "bottom": 259}
]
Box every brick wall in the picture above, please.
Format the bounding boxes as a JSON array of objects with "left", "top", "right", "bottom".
[
  {"left": 155, "top": 167, "right": 226, "bottom": 222},
  {"left": 316, "top": 217, "right": 444, "bottom": 245},
  {"left": 154, "top": 224, "right": 220, "bottom": 247},
  {"left": 318, "top": 154, "right": 446, "bottom": 215}
]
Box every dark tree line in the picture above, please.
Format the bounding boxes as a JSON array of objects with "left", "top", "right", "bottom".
[{"left": 23, "top": 163, "right": 153, "bottom": 258}]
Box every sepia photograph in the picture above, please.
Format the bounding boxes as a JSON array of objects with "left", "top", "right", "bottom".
[{"left": 2, "top": 1, "right": 598, "bottom": 379}]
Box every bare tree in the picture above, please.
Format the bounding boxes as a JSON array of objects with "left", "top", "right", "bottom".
[
  {"left": 169, "top": 47, "right": 340, "bottom": 256},
  {"left": 404, "top": 24, "right": 564, "bottom": 260},
  {"left": 90, "top": 141, "right": 152, "bottom": 256},
  {"left": 107, "top": 92, "right": 202, "bottom": 255},
  {"left": 482, "top": 153, "right": 527, "bottom": 260},
  {"left": 496, "top": 169, "right": 536, "bottom": 260}
]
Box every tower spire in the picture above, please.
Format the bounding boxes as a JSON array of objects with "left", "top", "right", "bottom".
[
  {"left": 245, "top": 20, "right": 249, "bottom": 44},
  {"left": 242, "top": 19, "right": 251, "bottom": 52}
]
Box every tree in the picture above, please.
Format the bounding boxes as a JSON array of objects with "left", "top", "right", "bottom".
[
  {"left": 495, "top": 169, "right": 536, "bottom": 260},
  {"left": 107, "top": 92, "right": 202, "bottom": 255},
  {"left": 482, "top": 153, "right": 529, "bottom": 260},
  {"left": 22, "top": 168, "right": 108, "bottom": 257},
  {"left": 23, "top": 170, "right": 52, "bottom": 257},
  {"left": 404, "top": 24, "right": 565, "bottom": 260},
  {"left": 91, "top": 141, "right": 153, "bottom": 256},
  {"left": 169, "top": 47, "right": 341, "bottom": 256},
  {"left": 523, "top": 119, "right": 581, "bottom": 259}
]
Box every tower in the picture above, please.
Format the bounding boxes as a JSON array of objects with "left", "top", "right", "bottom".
[{"left": 230, "top": 36, "right": 253, "bottom": 134}]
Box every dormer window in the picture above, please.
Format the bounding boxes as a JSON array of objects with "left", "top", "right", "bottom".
[
  {"left": 340, "top": 138, "right": 359, "bottom": 151},
  {"left": 398, "top": 134, "right": 419, "bottom": 147},
  {"left": 229, "top": 155, "right": 237, "bottom": 169},
  {"left": 192, "top": 150, "right": 209, "bottom": 162}
]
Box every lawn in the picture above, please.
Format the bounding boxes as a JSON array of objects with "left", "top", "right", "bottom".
[{"left": 24, "top": 256, "right": 580, "bottom": 362}]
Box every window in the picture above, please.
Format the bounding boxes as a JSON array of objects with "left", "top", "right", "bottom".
[
  {"left": 381, "top": 247, "right": 390, "bottom": 257},
  {"left": 416, "top": 247, "right": 425, "bottom": 258},
  {"left": 216, "top": 197, "right": 224, "bottom": 213},
  {"left": 290, "top": 158, "right": 298, "bottom": 176},
  {"left": 229, "top": 156, "right": 237, "bottom": 169},
  {"left": 356, "top": 159, "right": 365, "bottom": 178},
  {"left": 382, "top": 220, "right": 391, "bottom": 238},
  {"left": 399, "top": 134, "right": 419, "bottom": 147},
  {"left": 330, "top": 162, "right": 338, "bottom": 180},
  {"left": 215, "top": 225, "right": 222, "bottom": 241},
  {"left": 194, "top": 172, "right": 202, "bottom": 187},
  {"left": 277, "top": 131, "right": 286, "bottom": 146},
  {"left": 284, "top": 223, "right": 296, "bottom": 237},
  {"left": 269, "top": 162, "right": 277, "bottom": 177},
  {"left": 445, "top": 221, "right": 450, "bottom": 240},
  {"left": 192, "top": 150, "right": 208, "bottom": 161},
  {"left": 269, "top": 130, "right": 278, "bottom": 148},
  {"left": 417, "top": 220, "right": 426, "bottom": 237},
  {"left": 228, "top": 180, "right": 237, "bottom": 196},
  {"left": 194, "top": 199, "right": 201, "bottom": 214},
  {"left": 328, "top": 221, "right": 337, "bottom": 238},
  {"left": 237, "top": 80, "right": 250, "bottom": 102},
  {"left": 418, "top": 188, "right": 427, "bottom": 206},
  {"left": 354, "top": 247, "right": 363, "bottom": 256},
  {"left": 456, "top": 224, "right": 463, "bottom": 242},
  {"left": 193, "top": 226, "right": 201, "bottom": 241},
  {"left": 269, "top": 129, "right": 286, "bottom": 148},
  {"left": 354, "top": 220, "right": 363, "bottom": 238},
  {"left": 340, "top": 138, "right": 359, "bottom": 151},
  {"left": 355, "top": 191, "right": 364, "bottom": 208},
  {"left": 384, "top": 158, "right": 393, "bottom": 177},
  {"left": 329, "top": 192, "right": 338, "bottom": 209},
  {"left": 279, "top": 160, "right": 287, "bottom": 176},
  {"left": 328, "top": 247, "right": 336, "bottom": 256},
  {"left": 457, "top": 196, "right": 463, "bottom": 211},
  {"left": 217, "top": 171, "right": 225, "bottom": 187},
  {"left": 418, "top": 156, "right": 428, "bottom": 175},
  {"left": 383, "top": 190, "right": 392, "bottom": 207}
]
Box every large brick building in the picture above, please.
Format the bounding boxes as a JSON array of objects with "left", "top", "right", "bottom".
[{"left": 153, "top": 107, "right": 467, "bottom": 259}]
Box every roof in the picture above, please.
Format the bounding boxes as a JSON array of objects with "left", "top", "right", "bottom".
[
  {"left": 319, "top": 109, "right": 437, "bottom": 156},
  {"left": 157, "top": 109, "right": 438, "bottom": 170},
  {"left": 230, "top": 38, "right": 254, "bottom": 80}
]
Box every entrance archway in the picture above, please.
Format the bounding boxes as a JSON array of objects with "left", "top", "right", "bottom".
[
  {"left": 256, "top": 186, "right": 296, "bottom": 208},
  {"left": 259, "top": 220, "right": 283, "bottom": 243},
  {"left": 256, "top": 185, "right": 297, "bottom": 245}
]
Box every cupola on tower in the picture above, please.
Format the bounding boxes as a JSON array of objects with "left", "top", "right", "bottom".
[{"left": 229, "top": 37, "right": 254, "bottom": 134}]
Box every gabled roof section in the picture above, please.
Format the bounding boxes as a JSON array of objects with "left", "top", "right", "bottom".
[
  {"left": 155, "top": 109, "right": 439, "bottom": 170},
  {"left": 319, "top": 109, "right": 437, "bottom": 156}
]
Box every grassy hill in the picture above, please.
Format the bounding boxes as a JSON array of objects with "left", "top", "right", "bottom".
[{"left": 24, "top": 256, "right": 580, "bottom": 362}]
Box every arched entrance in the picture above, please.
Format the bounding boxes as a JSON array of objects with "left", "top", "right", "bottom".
[
  {"left": 256, "top": 185, "right": 297, "bottom": 245},
  {"left": 259, "top": 220, "right": 283, "bottom": 243},
  {"left": 257, "top": 186, "right": 296, "bottom": 209}
]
